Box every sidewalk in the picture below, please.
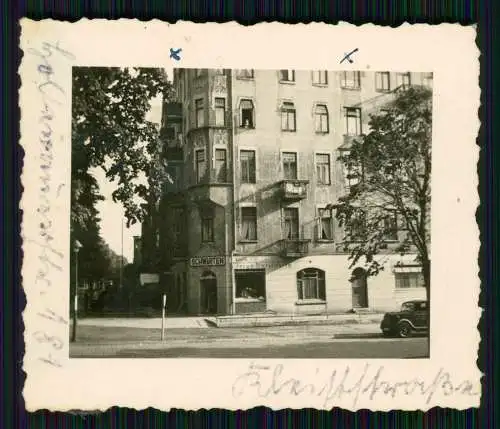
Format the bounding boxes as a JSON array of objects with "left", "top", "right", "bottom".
[
  {"left": 77, "top": 312, "right": 384, "bottom": 330},
  {"left": 78, "top": 316, "right": 211, "bottom": 329}
]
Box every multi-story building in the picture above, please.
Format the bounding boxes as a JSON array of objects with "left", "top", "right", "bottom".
[{"left": 152, "top": 69, "right": 432, "bottom": 316}]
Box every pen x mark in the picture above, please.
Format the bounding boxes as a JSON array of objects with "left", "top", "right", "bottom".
[
  {"left": 170, "top": 48, "right": 182, "bottom": 61},
  {"left": 340, "top": 48, "right": 359, "bottom": 64}
]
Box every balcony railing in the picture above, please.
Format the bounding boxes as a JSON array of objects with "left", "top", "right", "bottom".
[
  {"left": 280, "top": 237, "right": 312, "bottom": 258},
  {"left": 279, "top": 179, "right": 309, "bottom": 201},
  {"left": 165, "top": 102, "right": 183, "bottom": 119}
]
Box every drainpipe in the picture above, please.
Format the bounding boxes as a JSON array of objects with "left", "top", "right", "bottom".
[{"left": 228, "top": 69, "right": 236, "bottom": 316}]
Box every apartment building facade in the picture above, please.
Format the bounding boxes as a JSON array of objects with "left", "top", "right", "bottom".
[{"left": 154, "top": 69, "right": 431, "bottom": 316}]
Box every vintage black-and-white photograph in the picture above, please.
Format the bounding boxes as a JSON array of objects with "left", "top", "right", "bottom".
[
  {"left": 21, "top": 20, "right": 481, "bottom": 411},
  {"left": 69, "top": 67, "right": 432, "bottom": 359}
]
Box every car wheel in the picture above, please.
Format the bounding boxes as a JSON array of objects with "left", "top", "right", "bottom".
[{"left": 397, "top": 322, "right": 412, "bottom": 338}]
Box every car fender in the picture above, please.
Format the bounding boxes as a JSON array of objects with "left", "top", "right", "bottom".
[{"left": 397, "top": 318, "right": 417, "bottom": 329}]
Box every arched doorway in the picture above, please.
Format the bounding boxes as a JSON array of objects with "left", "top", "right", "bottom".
[
  {"left": 351, "top": 268, "right": 368, "bottom": 308},
  {"left": 200, "top": 271, "right": 217, "bottom": 314}
]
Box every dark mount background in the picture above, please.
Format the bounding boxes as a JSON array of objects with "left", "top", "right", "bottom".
[{"left": 3, "top": 1, "right": 492, "bottom": 429}]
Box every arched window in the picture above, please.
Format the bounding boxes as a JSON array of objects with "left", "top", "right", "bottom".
[
  {"left": 297, "top": 268, "right": 326, "bottom": 301},
  {"left": 350, "top": 267, "right": 368, "bottom": 308},
  {"left": 315, "top": 104, "right": 329, "bottom": 133},
  {"left": 201, "top": 270, "right": 216, "bottom": 280},
  {"left": 239, "top": 99, "right": 255, "bottom": 128}
]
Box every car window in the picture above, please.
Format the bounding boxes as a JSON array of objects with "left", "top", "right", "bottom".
[
  {"left": 417, "top": 302, "right": 428, "bottom": 311},
  {"left": 401, "top": 302, "right": 414, "bottom": 312}
]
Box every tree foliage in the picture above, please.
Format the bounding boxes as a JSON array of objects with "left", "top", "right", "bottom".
[
  {"left": 72, "top": 67, "right": 174, "bottom": 226},
  {"left": 335, "top": 86, "right": 432, "bottom": 295},
  {"left": 70, "top": 67, "right": 173, "bottom": 286}
]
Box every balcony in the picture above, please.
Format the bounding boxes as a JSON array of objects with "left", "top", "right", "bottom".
[
  {"left": 280, "top": 238, "right": 312, "bottom": 258},
  {"left": 165, "top": 102, "right": 183, "bottom": 120},
  {"left": 279, "top": 179, "right": 309, "bottom": 201}
]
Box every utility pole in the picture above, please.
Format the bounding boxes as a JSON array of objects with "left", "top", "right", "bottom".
[
  {"left": 71, "top": 240, "right": 82, "bottom": 342},
  {"left": 120, "top": 217, "right": 124, "bottom": 289}
]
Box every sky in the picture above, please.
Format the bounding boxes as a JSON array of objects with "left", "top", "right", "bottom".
[{"left": 94, "top": 67, "right": 173, "bottom": 263}]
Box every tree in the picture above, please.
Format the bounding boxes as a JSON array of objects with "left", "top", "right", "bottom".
[
  {"left": 334, "top": 86, "right": 432, "bottom": 298},
  {"left": 70, "top": 165, "right": 111, "bottom": 286},
  {"left": 72, "top": 67, "right": 174, "bottom": 226}
]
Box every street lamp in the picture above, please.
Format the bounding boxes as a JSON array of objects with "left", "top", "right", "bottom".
[{"left": 71, "top": 240, "right": 83, "bottom": 342}]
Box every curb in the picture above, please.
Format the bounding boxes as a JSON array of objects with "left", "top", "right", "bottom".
[{"left": 210, "top": 317, "right": 383, "bottom": 329}]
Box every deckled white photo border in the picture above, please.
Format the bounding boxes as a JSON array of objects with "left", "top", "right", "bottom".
[{"left": 19, "top": 20, "right": 481, "bottom": 411}]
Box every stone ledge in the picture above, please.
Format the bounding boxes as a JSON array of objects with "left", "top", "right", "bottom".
[{"left": 209, "top": 313, "right": 384, "bottom": 328}]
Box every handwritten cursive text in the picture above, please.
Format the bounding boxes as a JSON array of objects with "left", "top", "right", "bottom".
[
  {"left": 232, "top": 362, "right": 479, "bottom": 408},
  {"left": 27, "top": 41, "right": 74, "bottom": 367}
]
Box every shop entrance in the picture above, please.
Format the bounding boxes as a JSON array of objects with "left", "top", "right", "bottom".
[
  {"left": 200, "top": 271, "right": 217, "bottom": 314},
  {"left": 351, "top": 267, "right": 368, "bottom": 308}
]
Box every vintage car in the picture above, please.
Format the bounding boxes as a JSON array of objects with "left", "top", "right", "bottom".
[{"left": 380, "top": 299, "right": 429, "bottom": 338}]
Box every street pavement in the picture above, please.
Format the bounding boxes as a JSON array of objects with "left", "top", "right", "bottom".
[{"left": 69, "top": 322, "right": 429, "bottom": 359}]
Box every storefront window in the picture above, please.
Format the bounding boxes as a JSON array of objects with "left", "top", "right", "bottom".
[{"left": 235, "top": 269, "right": 266, "bottom": 300}]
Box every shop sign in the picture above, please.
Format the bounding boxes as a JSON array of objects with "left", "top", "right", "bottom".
[{"left": 190, "top": 256, "right": 226, "bottom": 267}]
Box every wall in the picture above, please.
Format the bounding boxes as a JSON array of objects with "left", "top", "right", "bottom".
[
  {"left": 230, "top": 70, "right": 431, "bottom": 258},
  {"left": 234, "top": 253, "right": 426, "bottom": 315}
]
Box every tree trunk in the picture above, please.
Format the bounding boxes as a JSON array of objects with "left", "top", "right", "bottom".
[{"left": 422, "top": 257, "right": 431, "bottom": 303}]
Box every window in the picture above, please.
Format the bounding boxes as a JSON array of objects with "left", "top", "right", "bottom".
[
  {"left": 201, "top": 207, "right": 214, "bottom": 242},
  {"left": 237, "top": 69, "right": 254, "bottom": 79},
  {"left": 318, "top": 208, "right": 334, "bottom": 240},
  {"left": 235, "top": 270, "right": 266, "bottom": 300},
  {"left": 340, "top": 71, "right": 361, "bottom": 89},
  {"left": 240, "top": 99, "right": 254, "bottom": 128},
  {"left": 375, "top": 71, "right": 391, "bottom": 92},
  {"left": 345, "top": 107, "right": 362, "bottom": 135},
  {"left": 396, "top": 72, "right": 411, "bottom": 89},
  {"left": 164, "top": 161, "right": 183, "bottom": 194},
  {"left": 215, "top": 149, "right": 227, "bottom": 182},
  {"left": 282, "top": 152, "right": 297, "bottom": 180},
  {"left": 312, "top": 70, "right": 328, "bottom": 85},
  {"left": 297, "top": 268, "right": 326, "bottom": 300},
  {"left": 279, "top": 69, "right": 295, "bottom": 82},
  {"left": 215, "top": 97, "right": 225, "bottom": 126},
  {"left": 423, "top": 72, "right": 433, "bottom": 87},
  {"left": 349, "top": 211, "right": 367, "bottom": 241},
  {"left": 382, "top": 213, "right": 398, "bottom": 241},
  {"left": 281, "top": 102, "right": 296, "bottom": 131},
  {"left": 241, "top": 207, "right": 257, "bottom": 241},
  {"left": 316, "top": 153, "right": 331, "bottom": 185},
  {"left": 195, "top": 149, "right": 206, "bottom": 183},
  {"left": 283, "top": 208, "right": 299, "bottom": 239},
  {"left": 195, "top": 98, "right": 204, "bottom": 127},
  {"left": 240, "top": 150, "right": 256, "bottom": 183},
  {"left": 315, "top": 104, "right": 329, "bottom": 133},
  {"left": 395, "top": 272, "right": 424, "bottom": 289},
  {"left": 341, "top": 150, "right": 361, "bottom": 189}
]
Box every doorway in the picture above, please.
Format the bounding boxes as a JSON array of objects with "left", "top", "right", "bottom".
[
  {"left": 351, "top": 267, "right": 368, "bottom": 308},
  {"left": 200, "top": 271, "right": 217, "bottom": 314}
]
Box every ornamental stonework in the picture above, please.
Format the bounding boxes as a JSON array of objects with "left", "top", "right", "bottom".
[
  {"left": 213, "top": 129, "right": 227, "bottom": 146},
  {"left": 213, "top": 75, "right": 227, "bottom": 94}
]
